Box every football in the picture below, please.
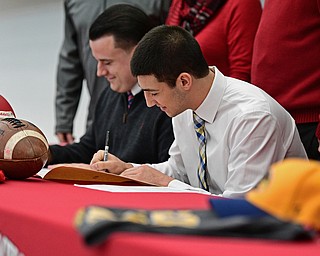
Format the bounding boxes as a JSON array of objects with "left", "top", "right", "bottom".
[{"left": 0, "top": 118, "right": 49, "bottom": 179}]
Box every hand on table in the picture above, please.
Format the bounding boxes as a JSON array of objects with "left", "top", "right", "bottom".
[{"left": 121, "top": 165, "right": 174, "bottom": 187}]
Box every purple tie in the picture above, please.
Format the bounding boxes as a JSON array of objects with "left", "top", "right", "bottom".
[{"left": 127, "top": 91, "right": 134, "bottom": 109}]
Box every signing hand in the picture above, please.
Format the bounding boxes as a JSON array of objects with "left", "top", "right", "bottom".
[
  {"left": 90, "top": 150, "right": 133, "bottom": 174},
  {"left": 121, "top": 165, "right": 174, "bottom": 186}
]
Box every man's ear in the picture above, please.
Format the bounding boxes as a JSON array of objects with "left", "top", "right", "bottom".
[{"left": 176, "top": 72, "right": 192, "bottom": 91}]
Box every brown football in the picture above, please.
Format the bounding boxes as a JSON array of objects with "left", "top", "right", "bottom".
[{"left": 0, "top": 118, "right": 49, "bottom": 179}]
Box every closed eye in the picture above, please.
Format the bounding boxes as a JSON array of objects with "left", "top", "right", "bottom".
[
  {"left": 99, "top": 59, "right": 112, "bottom": 66},
  {"left": 103, "top": 61, "right": 111, "bottom": 66},
  {"left": 143, "top": 90, "right": 159, "bottom": 97}
]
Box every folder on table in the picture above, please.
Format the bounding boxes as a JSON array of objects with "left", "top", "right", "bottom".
[{"left": 42, "top": 165, "right": 154, "bottom": 186}]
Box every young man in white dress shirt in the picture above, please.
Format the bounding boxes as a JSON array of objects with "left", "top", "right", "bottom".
[{"left": 90, "top": 25, "right": 307, "bottom": 198}]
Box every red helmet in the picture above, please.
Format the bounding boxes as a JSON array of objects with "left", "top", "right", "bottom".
[{"left": 0, "top": 95, "right": 16, "bottom": 119}]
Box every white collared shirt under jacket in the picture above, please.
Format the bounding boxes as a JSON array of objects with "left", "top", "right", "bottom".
[{"left": 152, "top": 67, "right": 307, "bottom": 198}]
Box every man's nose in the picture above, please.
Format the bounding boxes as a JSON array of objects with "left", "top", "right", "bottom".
[
  {"left": 97, "top": 62, "right": 108, "bottom": 77},
  {"left": 144, "top": 92, "right": 156, "bottom": 108}
]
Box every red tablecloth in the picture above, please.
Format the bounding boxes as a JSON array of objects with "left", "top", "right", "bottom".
[{"left": 0, "top": 178, "right": 319, "bottom": 256}]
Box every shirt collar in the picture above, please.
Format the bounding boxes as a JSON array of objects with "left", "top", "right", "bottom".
[
  {"left": 193, "top": 66, "right": 226, "bottom": 124},
  {"left": 130, "top": 83, "right": 142, "bottom": 96}
]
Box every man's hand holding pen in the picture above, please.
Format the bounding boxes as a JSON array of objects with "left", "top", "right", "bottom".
[
  {"left": 90, "top": 150, "right": 174, "bottom": 186},
  {"left": 90, "top": 151, "right": 133, "bottom": 174},
  {"left": 90, "top": 131, "right": 174, "bottom": 186}
]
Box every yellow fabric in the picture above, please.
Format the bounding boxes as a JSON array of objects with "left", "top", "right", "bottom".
[{"left": 247, "top": 159, "right": 320, "bottom": 230}]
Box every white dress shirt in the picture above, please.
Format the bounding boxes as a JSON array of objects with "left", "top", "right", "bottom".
[{"left": 152, "top": 67, "right": 307, "bottom": 198}]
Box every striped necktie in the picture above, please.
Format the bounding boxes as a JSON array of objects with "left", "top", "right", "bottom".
[
  {"left": 127, "top": 91, "right": 134, "bottom": 109},
  {"left": 193, "top": 112, "right": 209, "bottom": 191}
]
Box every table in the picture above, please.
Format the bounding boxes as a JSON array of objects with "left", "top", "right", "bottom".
[{"left": 0, "top": 178, "right": 319, "bottom": 256}]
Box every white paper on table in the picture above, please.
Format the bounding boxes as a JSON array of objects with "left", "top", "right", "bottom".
[
  {"left": 36, "top": 168, "right": 50, "bottom": 178},
  {"left": 74, "top": 184, "right": 211, "bottom": 195}
]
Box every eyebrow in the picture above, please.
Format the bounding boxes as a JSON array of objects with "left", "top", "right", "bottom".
[
  {"left": 99, "top": 58, "right": 112, "bottom": 62},
  {"left": 141, "top": 88, "right": 159, "bottom": 92}
]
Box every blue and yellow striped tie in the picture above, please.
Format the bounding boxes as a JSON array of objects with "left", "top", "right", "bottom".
[{"left": 193, "top": 112, "right": 209, "bottom": 191}]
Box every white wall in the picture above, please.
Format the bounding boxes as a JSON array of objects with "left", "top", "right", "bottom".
[{"left": 0, "top": 0, "right": 89, "bottom": 144}]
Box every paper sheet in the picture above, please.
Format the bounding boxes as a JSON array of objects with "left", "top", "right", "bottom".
[
  {"left": 74, "top": 184, "right": 211, "bottom": 194},
  {"left": 36, "top": 168, "right": 50, "bottom": 178}
]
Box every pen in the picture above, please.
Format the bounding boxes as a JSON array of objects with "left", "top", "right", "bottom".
[{"left": 103, "top": 130, "right": 110, "bottom": 161}]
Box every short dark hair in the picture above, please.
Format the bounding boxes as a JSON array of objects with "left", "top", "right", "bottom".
[
  {"left": 131, "top": 25, "right": 209, "bottom": 87},
  {"left": 89, "top": 4, "right": 153, "bottom": 51}
]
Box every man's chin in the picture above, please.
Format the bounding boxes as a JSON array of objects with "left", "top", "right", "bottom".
[
  {"left": 160, "top": 108, "right": 173, "bottom": 117},
  {"left": 109, "top": 83, "right": 122, "bottom": 93}
]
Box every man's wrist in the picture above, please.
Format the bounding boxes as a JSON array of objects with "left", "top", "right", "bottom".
[
  {"left": 124, "top": 163, "right": 134, "bottom": 170},
  {"left": 160, "top": 176, "right": 174, "bottom": 187}
]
